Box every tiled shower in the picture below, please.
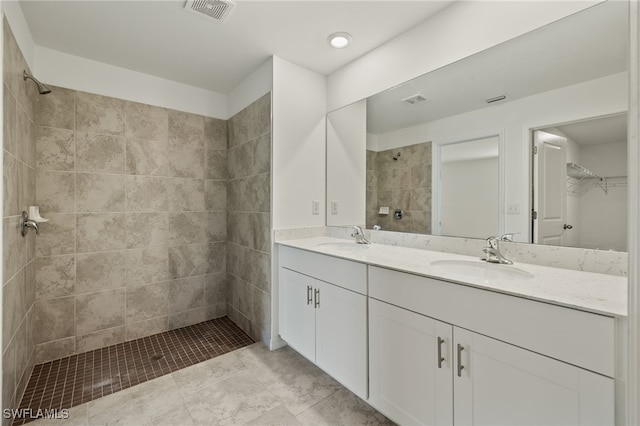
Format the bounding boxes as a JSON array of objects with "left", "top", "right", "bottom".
[{"left": 2, "top": 18, "right": 272, "bottom": 417}]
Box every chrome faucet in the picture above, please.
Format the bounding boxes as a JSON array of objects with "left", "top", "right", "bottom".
[
  {"left": 481, "top": 235, "right": 512, "bottom": 265},
  {"left": 351, "top": 226, "right": 371, "bottom": 245}
]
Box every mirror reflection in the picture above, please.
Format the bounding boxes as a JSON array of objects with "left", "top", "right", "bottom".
[{"left": 326, "top": 0, "right": 628, "bottom": 251}]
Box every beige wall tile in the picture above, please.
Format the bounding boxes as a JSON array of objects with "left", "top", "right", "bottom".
[
  {"left": 16, "top": 107, "right": 30, "bottom": 164},
  {"left": 2, "top": 268, "right": 25, "bottom": 351},
  {"left": 168, "top": 244, "right": 204, "bottom": 279},
  {"left": 205, "top": 272, "right": 227, "bottom": 307},
  {"left": 169, "top": 275, "right": 204, "bottom": 314},
  {"left": 36, "top": 170, "right": 75, "bottom": 213},
  {"left": 227, "top": 109, "right": 249, "bottom": 149},
  {"left": 168, "top": 110, "right": 204, "bottom": 179},
  {"left": 251, "top": 133, "right": 271, "bottom": 175},
  {"left": 167, "top": 178, "right": 204, "bottom": 211},
  {"left": 76, "top": 213, "right": 125, "bottom": 253},
  {"left": 125, "top": 102, "right": 168, "bottom": 140},
  {"left": 126, "top": 247, "right": 170, "bottom": 286},
  {"left": 250, "top": 251, "right": 271, "bottom": 294},
  {"left": 76, "top": 326, "right": 125, "bottom": 353},
  {"left": 251, "top": 213, "right": 270, "bottom": 252},
  {"left": 35, "top": 255, "right": 75, "bottom": 300},
  {"left": 3, "top": 216, "right": 26, "bottom": 280},
  {"left": 205, "top": 116, "right": 227, "bottom": 151},
  {"left": 25, "top": 260, "right": 36, "bottom": 309},
  {"left": 3, "top": 153, "right": 18, "bottom": 217},
  {"left": 250, "top": 93, "right": 271, "bottom": 140},
  {"left": 168, "top": 307, "right": 206, "bottom": 329},
  {"left": 35, "top": 127, "right": 74, "bottom": 172},
  {"left": 205, "top": 180, "right": 226, "bottom": 212},
  {"left": 3, "top": 84, "right": 17, "bottom": 157},
  {"left": 206, "top": 303, "right": 227, "bottom": 320},
  {"left": 34, "top": 337, "right": 75, "bottom": 364},
  {"left": 126, "top": 281, "right": 169, "bottom": 323},
  {"left": 76, "top": 289, "right": 125, "bottom": 335},
  {"left": 76, "top": 173, "right": 125, "bottom": 212},
  {"left": 35, "top": 214, "right": 75, "bottom": 257},
  {"left": 76, "top": 251, "right": 125, "bottom": 294},
  {"left": 205, "top": 242, "right": 226, "bottom": 274},
  {"left": 33, "top": 296, "right": 75, "bottom": 344},
  {"left": 125, "top": 212, "right": 169, "bottom": 249},
  {"left": 252, "top": 286, "right": 270, "bottom": 332},
  {"left": 76, "top": 91, "right": 125, "bottom": 136},
  {"left": 126, "top": 176, "right": 168, "bottom": 212},
  {"left": 36, "top": 86, "right": 75, "bottom": 129},
  {"left": 207, "top": 211, "right": 226, "bottom": 243},
  {"left": 125, "top": 317, "right": 168, "bottom": 341},
  {"left": 168, "top": 212, "right": 204, "bottom": 246},
  {"left": 3, "top": 340, "right": 16, "bottom": 410},
  {"left": 76, "top": 132, "right": 125, "bottom": 174},
  {"left": 126, "top": 137, "right": 169, "bottom": 176},
  {"left": 250, "top": 173, "right": 270, "bottom": 213},
  {"left": 206, "top": 150, "right": 227, "bottom": 180}
]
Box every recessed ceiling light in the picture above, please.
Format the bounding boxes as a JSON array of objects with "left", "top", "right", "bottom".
[{"left": 328, "top": 32, "right": 352, "bottom": 49}]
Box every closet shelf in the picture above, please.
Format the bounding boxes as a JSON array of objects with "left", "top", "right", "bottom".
[
  {"left": 566, "top": 162, "right": 627, "bottom": 196},
  {"left": 567, "top": 162, "right": 600, "bottom": 180}
]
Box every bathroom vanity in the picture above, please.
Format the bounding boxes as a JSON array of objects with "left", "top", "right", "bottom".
[{"left": 277, "top": 237, "right": 626, "bottom": 426}]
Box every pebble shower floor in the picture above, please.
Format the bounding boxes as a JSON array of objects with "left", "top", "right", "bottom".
[{"left": 12, "top": 317, "right": 254, "bottom": 425}]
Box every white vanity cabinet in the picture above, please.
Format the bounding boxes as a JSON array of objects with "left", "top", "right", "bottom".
[
  {"left": 279, "top": 246, "right": 368, "bottom": 399},
  {"left": 368, "top": 266, "right": 615, "bottom": 426}
]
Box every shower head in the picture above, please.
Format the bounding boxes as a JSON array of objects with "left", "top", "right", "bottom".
[
  {"left": 23, "top": 71, "right": 51, "bottom": 95},
  {"left": 392, "top": 152, "right": 401, "bottom": 161}
]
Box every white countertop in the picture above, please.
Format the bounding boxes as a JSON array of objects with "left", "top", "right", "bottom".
[{"left": 277, "top": 236, "right": 628, "bottom": 317}]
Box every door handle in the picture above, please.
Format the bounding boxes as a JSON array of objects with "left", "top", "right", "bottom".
[
  {"left": 314, "top": 288, "right": 320, "bottom": 308},
  {"left": 457, "top": 344, "right": 465, "bottom": 377},
  {"left": 563, "top": 224, "right": 573, "bottom": 230},
  {"left": 307, "top": 286, "right": 313, "bottom": 305},
  {"left": 437, "top": 337, "right": 445, "bottom": 369}
]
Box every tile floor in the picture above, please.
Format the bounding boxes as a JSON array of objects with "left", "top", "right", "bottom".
[{"left": 26, "top": 343, "right": 394, "bottom": 426}]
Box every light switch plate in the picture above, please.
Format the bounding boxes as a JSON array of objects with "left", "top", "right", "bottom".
[
  {"left": 507, "top": 203, "right": 520, "bottom": 214},
  {"left": 312, "top": 200, "right": 320, "bottom": 215},
  {"left": 331, "top": 200, "right": 338, "bottom": 215}
]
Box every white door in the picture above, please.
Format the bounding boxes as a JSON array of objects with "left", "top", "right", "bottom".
[
  {"left": 453, "top": 328, "right": 614, "bottom": 426},
  {"left": 279, "top": 268, "right": 316, "bottom": 362},
  {"left": 533, "top": 130, "right": 567, "bottom": 245},
  {"left": 315, "top": 280, "right": 367, "bottom": 399},
  {"left": 369, "top": 299, "right": 454, "bottom": 426}
]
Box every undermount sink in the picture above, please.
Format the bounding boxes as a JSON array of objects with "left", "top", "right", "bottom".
[
  {"left": 430, "top": 259, "right": 534, "bottom": 280},
  {"left": 316, "top": 242, "right": 370, "bottom": 251}
]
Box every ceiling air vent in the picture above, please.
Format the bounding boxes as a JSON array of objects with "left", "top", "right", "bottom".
[
  {"left": 185, "top": 0, "right": 236, "bottom": 23},
  {"left": 402, "top": 94, "right": 427, "bottom": 105}
]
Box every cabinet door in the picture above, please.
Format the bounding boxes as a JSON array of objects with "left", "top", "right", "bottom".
[
  {"left": 279, "top": 268, "right": 316, "bottom": 362},
  {"left": 369, "top": 298, "right": 454, "bottom": 426},
  {"left": 315, "top": 280, "right": 367, "bottom": 399},
  {"left": 453, "top": 328, "right": 614, "bottom": 426}
]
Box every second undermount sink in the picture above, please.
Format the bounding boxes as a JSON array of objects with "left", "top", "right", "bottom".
[
  {"left": 316, "top": 242, "right": 370, "bottom": 251},
  {"left": 430, "top": 259, "right": 534, "bottom": 281}
]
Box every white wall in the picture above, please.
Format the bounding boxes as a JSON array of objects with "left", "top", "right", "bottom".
[
  {"left": 326, "top": 99, "right": 366, "bottom": 226},
  {"left": 2, "top": 1, "right": 35, "bottom": 69},
  {"left": 228, "top": 57, "right": 273, "bottom": 118},
  {"left": 370, "top": 72, "right": 627, "bottom": 242},
  {"left": 272, "top": 56, "right": 327, "bottom": 230},
  {"left": 326, "top": 0, "right": 600, "bottom": 111}
]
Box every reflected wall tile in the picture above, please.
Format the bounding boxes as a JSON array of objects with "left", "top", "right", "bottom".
[
  {"left": 33, "top": 296, "right": 75, "bottom": 344},
  {"left": 76, "top": 251, "right": 125, "bottom": 294},
  {"left": 76, "top": 289, "right": 125, "bottom": 335},
  {"left": 76, "top": 132, "right": 125, "bottom": 174},
  {"left": 410, "top": 188, "right": 431, "bottom": 211},
  {"left": 76, "top": 213, "right": 125, "bottom": 253},
  {"left": 125, "top": 212, "right": 169, "bottom": 249},
  {"left": 125, "top": 317, "right": 168, "bottom": 341},
  {"left": 126, "top": 176, "right": 168, "bottom": 212},
  {"left": 35, "top": 255, "right": 75, "bottom": 300},
  {"left": 35, "top": 214, "right": 75, "bottom": 257},
  {"left": 76, "top": 91, "right": 125, "bottom": 135},
  {"left": 167, "top": 178, "right": 204, "bottom": 211},
  {"left": 76, "top": 173, "right": 125, "bottom": 213},
  {"left": 168, "top": 307, "right": 205, "bottom": 329},
  {"left": 3, "top": 153, "right": 18, "bottom": 217},
  {"left": 126, "top": 247, "right": 170, "bottom": 286},
  {"left": 206, "top": 150, "right": 227, "bottom": 180},
  {"left": 35, "top": 127, "right": 75, "bottom": 172},
  {"left": 205, "top": 241, "right": 226, "bottom": 274},
  {"left": 126, "top": 137, "right": 169, "bottom": 176},
  {"left": 411, "top": 164, "right": 431, "bottom": 189},
  {"left": 36, "top": 86, "right": 75, "bottom": 129},
  {"left": 76, "top": 326, "right": 125, "bottom": 353},
  {"left": 168, "top": 244, "right": 204, "bottom": 279},
  {"left": 205, "top": 180, "right": 226, "bottom": 212},
  {"left": 169, "top": 275, "right": 204, "bottom": 313},
  {"left": 34, "top": 337, "right": 75, "bottom": 364},
  {"left": 168, "top": 212, "right": 204, "bottom": 246},
  {"left": 126, "top": 281, "right": 169, "bottom": 322},
  {"left": 205, "top": 116, "right": 227, "bottom": 151},
  {"left": 36, "top": 171, "right": 75, "bottom": 213},
  {"left": 3, "top": 84, "right": 17, "bottom": 156},
  {"left": 124, "top": 102, "right": 168, "bottom": 140}
]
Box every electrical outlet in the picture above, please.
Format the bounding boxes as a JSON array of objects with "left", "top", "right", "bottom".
[
  {"left": 331, "top": 200, "right": 338, "bottom": 215},
  {"left": 507, "top": 204, "right": 520, "bottom": 214},
  {"left": 312, "top": 200, "right": 320, "bottom": 215}
]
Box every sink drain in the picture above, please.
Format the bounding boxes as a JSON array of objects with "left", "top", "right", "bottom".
[{"left": 150, "top": 354, "right": 164, "bottom": 361}]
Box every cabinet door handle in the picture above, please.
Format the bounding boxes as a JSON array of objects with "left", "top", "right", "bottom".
[
  {"left": 314, "top": 288, "right": 320, "bottom": 308},
  {"left": 457, "top": 344, "right": 465, "bottom": 377},
  {"left": 437, "top": 337, "right": 445, "bottom": 368},
  {"left": 307, "top": 286, "right": 313, "bottom": 305}
]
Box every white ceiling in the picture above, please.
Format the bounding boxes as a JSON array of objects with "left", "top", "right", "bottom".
[
  {"left": 555, "top": 113, "right": 628, "bottom": 147},
  {"left": 366, "top": 0, "right": 628, "bottom": 135},
  {"left": 19, "top": 0, "right": 453, "bottom": 94}
]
